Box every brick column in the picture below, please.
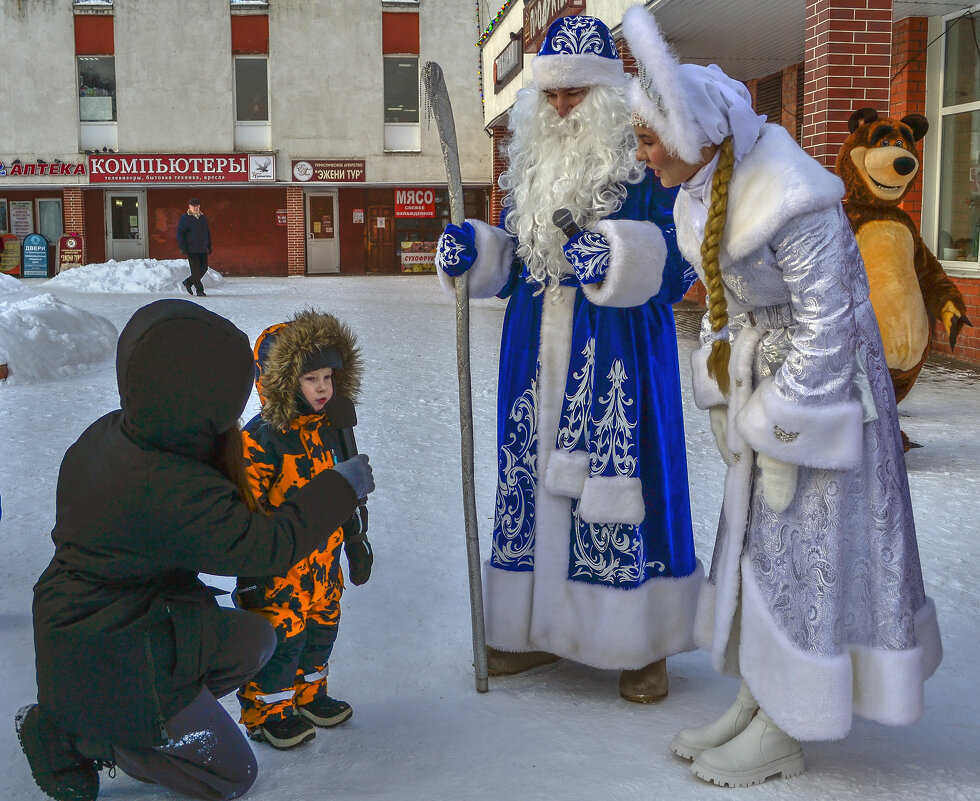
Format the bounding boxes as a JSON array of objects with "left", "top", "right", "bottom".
[
  {"left": 890, "top": 16, "right": 928, "bottom": 227},
  {"left": 62, "top": 187, "right": 86, "bottom": 264},
  {"left": 803, "top": 0, "right": 893, "bottom": 167},
  {"left": 490, "top": 125, "right": 511, "bottom": 227},
  {"left": 286, "top": 185, "right": 305, "bottom": 276}
]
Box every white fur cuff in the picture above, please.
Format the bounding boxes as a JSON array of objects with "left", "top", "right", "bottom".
[
  {"left": 532, "top": 54, "right": 626, "bottom": 91},
  {"left": 580, "top": 219, "right": 667, "bottom": 308},
  {"left": 544, "top": 449, "right": 589, "bottom": 499},
  {"left": 735, "top": 377, "right": 863, "bottom": 469},
  {"left": 691, "top": 347, "right": 728, "bottom": 409},
  {"left": 578, "top": 475, "right": 645, "bottom": 525},
  {"left": 437, "top": 219, "right": 514, "bottom": 299}
]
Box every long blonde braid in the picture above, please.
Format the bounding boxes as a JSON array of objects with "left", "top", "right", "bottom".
[{"left": 701, "top": 136, "right": 736, "bottom": 396}]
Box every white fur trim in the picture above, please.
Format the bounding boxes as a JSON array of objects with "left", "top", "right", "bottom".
[
  {"left": 738, "top": 564, "right": 942, "bottom": 741},
  {"left": 580, "top": 219, "right": 666, "bottom": 308},
  {"left": 673, "top": 126, "right": 844, "bottom": 268},
  {"left": 578, "top": 476, "right": 645, "bottom": 525},
  {"left": 437, "top": 219, "right": 514, "bottom": 299},
  {"left": 735, "top": 377, "right": 863, "bottom": 469},
  {"left": 622, "top": 8, "right": 702, "bottom": 164},
  {"left": 738, "top": 560, "right": 854, "bottom": 741},
  {"left": 544, "top": 448, "right": 589, "bottom": 499},
  {"left": 485, "top": 559, "right": 704, "bottom": 669},
  {"left": 691, "top": 346, "right": 727, "bottom": 409},
  {"left": 532, "top": 53, "right": 626, "bottom": 91},
  {"left": 722, "top": 126, "right": 844, "bottom": 260}
]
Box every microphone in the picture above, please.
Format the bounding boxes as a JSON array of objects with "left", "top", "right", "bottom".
[{"left": 552, "top": 208, "right": 581, "bottom": 239}]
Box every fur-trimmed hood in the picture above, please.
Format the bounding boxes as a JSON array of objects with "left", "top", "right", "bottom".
[{"left": 253, "top": 309, "right": 362, "bottom": 431}]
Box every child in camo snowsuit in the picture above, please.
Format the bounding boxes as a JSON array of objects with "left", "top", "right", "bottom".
[{"left": 236, "top": 309, "right": 373, "bottom": 749}]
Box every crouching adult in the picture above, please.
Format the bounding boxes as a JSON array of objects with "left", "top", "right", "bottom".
[{"left": 17, "top": 299, "right": 375, "bottom": 801}]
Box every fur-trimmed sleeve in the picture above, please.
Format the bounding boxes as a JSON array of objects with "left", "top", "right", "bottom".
[
  {"left": 580, "top": 219, "right": 667, "bottom": 307},
  {"left": 437, "top": 219, "right": 515, "bottom": 299}
]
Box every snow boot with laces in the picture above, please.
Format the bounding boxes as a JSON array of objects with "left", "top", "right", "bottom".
[
  {"left": 15, "top": 704, "right": 102, "bottom": 801},
  {"left": 670, "top": 680, "right": 759, "bottom": 760}
]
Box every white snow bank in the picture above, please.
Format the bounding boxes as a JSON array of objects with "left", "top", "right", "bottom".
[
  {"left": 0, "top": 293, "right": 117, "bottom": 384},
  {"left": 44, "top": 258, "right": 224, "bottom": 294}
]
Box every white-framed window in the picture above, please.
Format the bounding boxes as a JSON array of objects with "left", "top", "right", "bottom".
[
  {"left": 234, "top": 56, "right": 271, "bottom": 150},
  {"left": 926, "top": 6, "right": 979, "bottom": 276},
  {"left": 77, "top": 55, "right": 118, "bottom": 152},
  {"left": 78, "top": 56, "right": 116, "bottom": 121},
  {"left": 37, "top": 199, "right": 64, "bottom": 244},
  {"left": 384, "top": 55, "right": 420, "bottom": 151}
]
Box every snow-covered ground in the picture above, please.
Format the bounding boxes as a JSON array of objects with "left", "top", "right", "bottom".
[{"left": 1, "top": 261, "right": 977, "bottom": 801}]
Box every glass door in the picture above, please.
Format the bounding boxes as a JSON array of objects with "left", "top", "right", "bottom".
[{"left": 306, "top": 192, "right": 339, "bottom": 274}]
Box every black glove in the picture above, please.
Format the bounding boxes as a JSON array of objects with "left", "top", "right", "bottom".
[
  {"left": 343, "top": 504, "right": 372, "bottom": 586},
  {"left": 333, "top": 453, "right": 375, "bottom": 499},
  {"left": 234, "top": 576, "right": 266, "bottom": 609}
]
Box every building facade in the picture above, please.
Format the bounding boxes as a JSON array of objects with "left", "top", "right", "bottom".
[
  {"left": 478, "top": 0, "right": 980, "bottom": 365},
  {"left": 0, "top": 0, "right": 491, "bottom": 277}
]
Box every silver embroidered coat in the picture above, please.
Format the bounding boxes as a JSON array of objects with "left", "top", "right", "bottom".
[{"left": 678, "top": 125, "right": 942, "bottom": 741}]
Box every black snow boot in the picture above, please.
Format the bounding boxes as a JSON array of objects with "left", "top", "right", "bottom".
[
  {"left": 15, "top": 704, "right": 101, "bottom": 801},
  {"left": 247, "top": 708, "right": 315, "bottom": 750},
  {"left": 298, "top": 695, "right": 352, "bottom": 728},
  {"left": 181, "top": 277, "right": 194, "bottom": 296}
]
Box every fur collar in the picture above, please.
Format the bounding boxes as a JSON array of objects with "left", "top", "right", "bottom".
[
  {"left": 255, "top": 309, "right": 361, "bottom": 431},
  {"left": 677, "top": 125, "right": 844, "bottom": 266}
]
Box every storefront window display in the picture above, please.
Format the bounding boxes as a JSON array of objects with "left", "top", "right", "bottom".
[{"left": 395, "top": 189, "right": 487, "bottom": 273}]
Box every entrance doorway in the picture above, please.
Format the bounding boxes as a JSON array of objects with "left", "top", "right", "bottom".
[
  {"left": 306, "top": 191, "right": 339, "bottom": 274},
  {"left": 364, "top": 202, "right": 394, "bottom": 272},
  {"left": 105, "top": 191, "right": 147, "bottom": 261}
]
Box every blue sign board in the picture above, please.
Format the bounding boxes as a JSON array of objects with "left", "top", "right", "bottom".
[{"left": 22, "top": 233, "right": 48, "bottom": 278}]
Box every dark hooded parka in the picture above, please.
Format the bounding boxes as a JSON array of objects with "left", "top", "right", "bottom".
[{"left": 32, "top": 299, "right": 360, "bottom": 750}]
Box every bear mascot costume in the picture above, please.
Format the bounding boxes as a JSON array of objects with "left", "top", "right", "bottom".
[{"left": 836, "top": 107, "right": 971, "bottom": 449}]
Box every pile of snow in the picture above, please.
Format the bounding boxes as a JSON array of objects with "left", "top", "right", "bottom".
[
  {"left": 45, "top": 258, "right": 224, "bottom": 294},
  {"left": 0, "top": 292, "right": 117, "bottom": 384}
]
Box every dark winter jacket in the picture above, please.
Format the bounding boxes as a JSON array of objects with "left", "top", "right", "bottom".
[
  {"left": 32, "top": 299, "right": 359, "bottom": 750},
  {"left": 176, "top": 211, "right": 212, "bottom": 254}
]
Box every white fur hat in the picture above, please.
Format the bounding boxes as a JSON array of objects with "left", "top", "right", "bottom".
[
  {"left": 532, "top": 15, "right": 626, "bottom": 91},
  {"left": 622, "top": 5, "right": 765, "bottom": 164}
]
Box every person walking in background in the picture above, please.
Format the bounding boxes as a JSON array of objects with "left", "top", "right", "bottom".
[
  {"left": 16, "top": 299, "right": 375, "bottom": 801},
  {"left": 622, "top": 5, "right": 941, "bottom": 787},
  {"left": 236, "top": 309, "right": 374, "bottom": 750},
  {"left": 434, "top": 15, "right": 701, "bottom": 703},
  {"left": 177, "top": 198, "right": 212, "bottom": 297}
]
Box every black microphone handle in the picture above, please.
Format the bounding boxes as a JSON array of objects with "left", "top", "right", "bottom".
[{"left": 552, "top": 208, "right": 582, "bottom": 239}]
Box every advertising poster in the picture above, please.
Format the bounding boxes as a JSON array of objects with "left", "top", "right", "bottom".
[
  {"left": 58, "top": 234, "right": 84, "bottom": 271},
  {"left": 22, "top": 233, "right": 49, "bottom": 278},
  {"left": 10, "top": 200, "right": 33, "bottom": 239},
  {"left": 1, "top": 232, "right": 20, "bottom": 275},
  {"left": 399, "top": 241, "right": 438, "bottom": 273}
]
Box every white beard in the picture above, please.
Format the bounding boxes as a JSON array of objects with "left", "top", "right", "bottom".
[{"left": 500, "top": 85, "right": 644, "bottom": 293}]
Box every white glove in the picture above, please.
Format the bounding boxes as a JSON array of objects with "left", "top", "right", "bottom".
[
  {"left": 757, "top": 453, "right": 798, "bottom": 514},
  {"left": 709, "top": 406, "right": 732, "bottom": 466}
]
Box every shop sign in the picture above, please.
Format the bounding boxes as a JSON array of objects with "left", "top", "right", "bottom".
[
  {"left": 10, "top": 200, "right": 33, "bottom": 239},
  {"left": 58, "top": 234, "right": 84, "bottom": 271},
  {"left": 248, "top": 154, "right": 276, "bottom": 182},
  {"left": 400, "top": 241, "right": 438, "bottom": 273},
  {"left": 291, "top": 160, "right": 366, "bottom": 182},
  {"left": 394, "top": 188, "right": 436, "bottom": 218},
  {"left": 494, "top": 32, "right": 523, "bottom": 91},
  {"left": 524, "top": 0, "right": 585, "bottom": 52},
  {"left": 0, "top": 232, "right": 20, "bottom": 275},
  {"left": 352, "top": 209, "right": 364, "bottom": 224},
  {"left": 276, "top": 208, "right": 287, "bottom": 226},
  {"left": 88, "top": 154, "right": 251, "bottom": 183},
  {"left": 22, "top": 233, "right": 48, "bottom": 278},
  {"left": 0, "top": 160, "right": 86, "bottom": 177}
]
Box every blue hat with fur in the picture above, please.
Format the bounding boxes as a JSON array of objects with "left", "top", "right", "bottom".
[{"left": 532, "top": 15, "right": 625, "bottom": 91}]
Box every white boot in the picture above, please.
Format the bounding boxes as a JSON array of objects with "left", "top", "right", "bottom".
[
  {"left": 669, "top": 680, "right": 758, "bottom": 760},
  {"left": 690, "top": 708, "right": 805, "bottom": 787}
]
